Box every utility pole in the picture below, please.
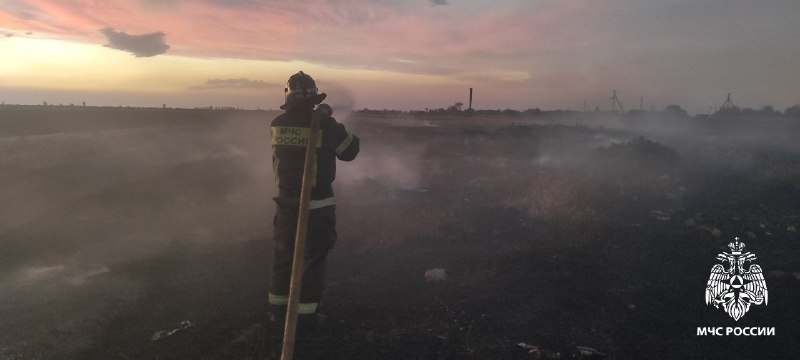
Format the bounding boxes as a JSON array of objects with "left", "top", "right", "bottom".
[
  {"left": 468, "top": 88, "right": 473, "bottom": 111},
  {"left": 721, "top": 93, "right": 735, "bottom": 109},
  {"left": 610, "top": 89, "right": 624, "bottom": 113}
]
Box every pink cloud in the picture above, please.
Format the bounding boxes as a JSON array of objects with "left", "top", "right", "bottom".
[
  {"left": 1, "top": 0, "right": 571, "bottom": 71},
  {"left": 0, "top": 1, "right": 622, "bottom": 109},
  {"left": 3, "top": 0, "right": 797, "bottom": 111}
]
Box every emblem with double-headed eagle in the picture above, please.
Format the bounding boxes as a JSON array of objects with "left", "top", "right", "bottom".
[{"left": 705, "top": 237, "right": 768, "bottom": 321}]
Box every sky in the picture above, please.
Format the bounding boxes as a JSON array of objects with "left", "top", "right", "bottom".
[{"left": 0, "top": 0, "right": 798, "bottom": 112}]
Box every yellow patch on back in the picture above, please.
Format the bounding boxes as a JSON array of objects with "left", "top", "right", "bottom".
[{"left": 270, "top": 126, "right": 323, "bottom": 148}]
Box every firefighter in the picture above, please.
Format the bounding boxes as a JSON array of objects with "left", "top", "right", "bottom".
[{"left": 267, "top": 71, "right": 359, "bottom": 328}]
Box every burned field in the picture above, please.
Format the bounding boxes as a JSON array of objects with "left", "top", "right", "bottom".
[{"left": 1, "top": 107, "right": 799, "bottom": 359}]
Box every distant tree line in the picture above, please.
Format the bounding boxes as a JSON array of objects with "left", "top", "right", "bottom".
[
  {"left": 7, "top": 99, "right": 800, "bottom": 119},
  {"left": 357, "top": 101, "right": 556, "bottom": 118},
  {"left": 355, "top": 102, "right": 800, "bottom": 119},
  {"left": 712, "top": 105, "right": 800, "bottom": 118}
]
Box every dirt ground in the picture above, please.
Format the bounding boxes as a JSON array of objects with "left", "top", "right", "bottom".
[{"left": 1, "top": 107, "right": 799, "bottom": 359}]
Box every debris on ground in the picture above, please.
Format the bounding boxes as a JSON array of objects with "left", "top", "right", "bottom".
[
  {"left": 788, "top": 225, "right": 797, "bottom": 232},
  {"left": 517, "top": 342, "right": 608, "bottom": 359},
  {"left": 517, "top": 342, "right": 540, "bottom": 359},
  {"left": 576, "top": 345, "right": 607, "bottom": 358},
  {"left": 711, "top": 228, "right": 722, "bottom": 238},
  {"left": 517, "top": 342, "right": 562, "bottom": 359},
  {"left": 150, "top": 320, "right": 194, "bottom": 341},
  {"left": 685, "top": 218, "right": 697, "bottom": 226},
  {"left": 650, "top": 210, "right": 671, "bottom": 221},
  {"left": 424, "top": 268, "right": 447, "bottom": 282}
]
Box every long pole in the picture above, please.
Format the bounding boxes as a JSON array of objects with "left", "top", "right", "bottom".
[{"left": 280, "top": 106, "right": 329, "bottom": 360}]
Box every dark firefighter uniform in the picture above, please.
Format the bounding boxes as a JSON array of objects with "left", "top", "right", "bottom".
[{"left": 268, "top": 71, "right": 359, "bottom": 317}]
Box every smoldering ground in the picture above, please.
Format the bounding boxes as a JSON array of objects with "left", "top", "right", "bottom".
[
  {"left": 0, "top": 107, "right": 279, "bottom": 356},
  {"left": 1, "top": 105, "right": 800, "bottom": 359},
  {"left": 328, "top": 113, "right": 800, "bottom": 359},
  {"left": 0, "top": 102, "right": 428, "bottom": 357}
]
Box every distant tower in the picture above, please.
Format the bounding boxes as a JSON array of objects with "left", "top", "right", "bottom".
[
  {"left": 721, "top": 93, "right": 735, "bottom": 109},
  {"left": 640, "top": 96, "right": 644, "bottom": 111},
  {"left": 583, "top": 99, "right": 589, "bottom": 112},
  {"left": 468, "top": 88, "right": 473, "bottom": 111},
  {"left": 610, "top": 89, "right": 625, "bottom": 113}
]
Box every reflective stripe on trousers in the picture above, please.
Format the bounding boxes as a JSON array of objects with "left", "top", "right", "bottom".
[
  {"left": 269, "top": 205, "right": 337, "bottom": 314},
  {"left": 268, "top": 292, "right": 319, "bottom": 314}
]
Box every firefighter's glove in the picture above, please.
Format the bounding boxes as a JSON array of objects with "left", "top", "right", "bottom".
[{"left": 316, "top": 103, "right": 333, "bottom": 116}]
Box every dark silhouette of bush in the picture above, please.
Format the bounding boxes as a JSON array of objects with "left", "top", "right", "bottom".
[
  {"left": 663, "top": 104, "right": 688, "bottom": 118},
  {"left": 714, "top": 106, "right": 741, "bottom": 117},
  {"left": 716, "top": 105, "right": 781, "bottom": 118},
  {"left": 757, "top": 105, "right": 780, "bottom": 117},
  {"left": 446, "top": 102, "right": 464, "bottom": 113},
  {"left": 523, "top": 108, "right": 542, "bottom": 116},
  {"left": 784, "top": 104, "right": 800, "bottom": 118}
]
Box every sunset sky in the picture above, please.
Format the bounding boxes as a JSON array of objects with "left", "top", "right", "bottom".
[{"left": 1, "top": 0, "right": 798, "bottom": 112}]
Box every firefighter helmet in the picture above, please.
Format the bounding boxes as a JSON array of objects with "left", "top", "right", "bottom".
[{"left": 280, "top": 71, "right": 327, "bottom": 110}]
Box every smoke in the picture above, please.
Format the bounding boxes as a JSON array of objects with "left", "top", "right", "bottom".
[
  {"left": 4, "top": 103, "right": 800, "bottom": 358},
  {"left": 337, "top": 141, "right": 426, "bottom": 191},
  {"left": 0, "top": 107, "right": 285, "bottom": 357},
  {"left": 2, "top": 263, "right": 110, "bottom": 288},
  {"left": 0, "top": 109, "right": 277, "bottom": 278},
  {"left": 319, "top": 81, "right": 355, "bottom": 124}
]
